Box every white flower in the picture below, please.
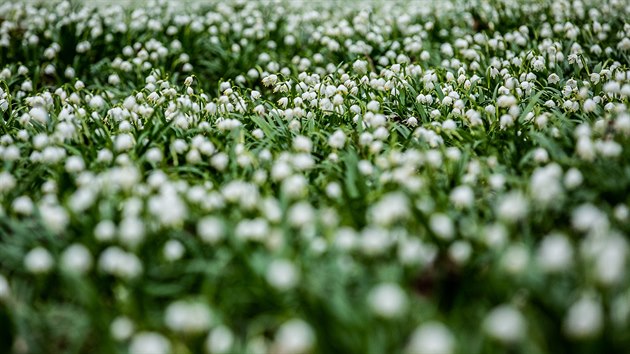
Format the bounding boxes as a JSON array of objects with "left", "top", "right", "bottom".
[
  {"left": 262, "top": 74, "right": 278, "bottom": 87},
  {"left": 24, "top": 247, "right": 54, "bottom": 274},
  {"left": 60, "top": 243, "right": 93, "bottom": 274},
  {"left": 370, "top": 192, "right": 410, "bottom": 225},
  {"left": 12, "top": 196, "right": 34, "bottom": 215},
  {"left": 38, "top": 203, "right": 69, "bottom": 233},
  {"left": 360, "top": 227, "right": 392, "bottom": 256},
  {"left": 0, "top": 274, "right": 10, "bottom": 300},
  {"left": 115, "top": 134, "right": 135, "bottom": 151},
  {"left": 564, "top": 296, "right": 603, "bottom": 339},
  {"left": 65, "top": 156, "right": 85, "bottom": 173},
  {"left": 129, "top": 332, "right": 171, "bottom": 354},
  {"left": 571, "top": 203, "right": 608, "bottom": 235},
  {"left": 449, "top": 185, "right": 474, "bottom": 208},
  {"left": 94, "top": 220, "right": 116, "bottom": 242},
  {"left": 367, "top": 100, "right": 380, "bottom": 112},
  {"left": 148, "top": 189, "right": 187, "bottom": 227},
  {"left": 328, "top": 129, "right": 346, "bottom": 149},
  {"left": 146, "top": 147, "right": 163, "bottom": 163},
  {"left": 29, "top": 106, "right": 48, "bottom": 124},
  {"left": 196, "top": 216, "right": 225, "bottom": 244},
  {"left": 293, "top": 135, "right": 312, "bottom": 152},
  {"left": 536, "top": 233, "right": 573, "bottom": 273},
  {"left": 288, "top": 202, "right": 315, "bottom": 228},
  {"left": 266, "top": 259, "right": 299, "bottom": 291},
  {"left": 367, "top": 283, "right": 407, "bottom": 318},
  {"left": 165, "top": 300, "right": 213, "bottom": 334},
  {"left": 501, "top": 244, "right": 529, "bottom": 274},
  {"left": 483, "top": 305, "right": 527, "bottom": 343},
  {"left": 429, "top": 213, "right": 454, "bottom": 240},
  {"left": 111, "top": 316, "right": 135, "bottom": 341},
  {"left": 275, "top": 319, "right": 315, "bottom": 354},
  {"left": 497, "top": 192, "right": 528, "bottom": 223},
  {"left": 353, "top": 60, "right": 368, "bottom": 74},
  {"left": 449, "top": 241, "right": 472, "bottom": 265},
  {"left": 529, "top": 164, "right": 563, "bottom": 205},
  {"left": 205, "top": 325, "right": 234, "bottom": 354},
  {"left": 406, "top": 322, "right": 455, "bottom": 354},
  {"left": 119, "top": 218, "right": 145, "bottom": 248},
  {"left": 564, "top": 168, "right": 583, "bottom": 189},
  {"left": 591, "top": 234, "right": 628, "bottom": 286},
  {"left": 583, "top": 99, "right": 597, "bottom": 113},
  {"left": 163, "top": 239, "right": 185, "bottom": 261},
  {"left": 98, "top": 247, "right": 142, "bottom": 279},
  {"left": 235, "top": 218, "right": 269, "bottom": 241}
]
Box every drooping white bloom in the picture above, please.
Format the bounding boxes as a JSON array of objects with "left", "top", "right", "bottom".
[
  {"left": 564, "top": 168, "right": 583, "bottom": 189},
  {"left": 24, "top": 247, "right": 54, "bottom": 274},
  {"left": 115, "top": 134, "right": 135, "bottom": 151},
  {"left": 449, "top": 185, "right": 474, "bottom": 208},
  {"left": 501, "top": 244, "right": 530, "bottom": 274},
  {"left": 163, "top": 239, "right": 185, "bottom": 261},
  {"left": 571, "top": 203, "right": 608, "bottom": 235},
  {"left": 529, "top": 163, "right": 563, "bottom": 205},
  {"left": 38, "top": 203, "right": 69, "bottom": 233},
  {"left": 0, "top": 274, "right": 10, "bottom": 300},
  {"left": 564, "top": 296, "right": 603, "bottom": 339},
  {"left": 353, "top": 60, "right": 368, "bottom": 74},
  {"left": 129, "top": 332, "right": 171, "bottom": 354},
  {"left": 118, "top": 217, "right": 145, "bottom": 248},
  {"left": 275, "top": 319, "right": 315, "bottom": 354},
  {"left": 205, "top": 325, "right": 234, "bottom": 354},
  {"left": 29, "top": 106, "right": 49, "bottom": 124},
  {"left": 496, "top": 192, "right": 528, "bottom": 223},
  {"left": 429, "top": 213, "right": 455, "bottom": 240},
  {"left": 483, "top": 305, "right": 527, "bottom": 343},
  {"left": 164, "top": 300, "right": 213, "bottom": 334},
  {"left": 98, "top": 247, "right": 142, "bottom": 279},
  {"left": 367, "top": 283, "right": 407, "bottom": 318},
  {"left": 60, "top": 243, "right": 93, "bottom": 274},
  {"left": 406, "top": 321, "right": 455, "bottom": 354},
  {"left": 370, "top": 192, "right": 410, "bottom": 225},
  {"left": 111, "top": 316, "right": 135, "bottom": 341},
  {"left": 266, "top": 259, "right": 299, "bottom": 291},
  {"left": 449, "top": 241, "right": 472, "bottom": 265},
  {"left": 94, "top": 220, "right": 116, "bottom": 242},
  {"left": 536, "top": 233, "right": 573, "bottom": 273},
  {"left": 328, "top": 129, "right": 346, "bottom": 149}
]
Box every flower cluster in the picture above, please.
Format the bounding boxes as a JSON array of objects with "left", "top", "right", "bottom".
[{"left": 0, "top": 0, "right": 629, "bottom": 353}]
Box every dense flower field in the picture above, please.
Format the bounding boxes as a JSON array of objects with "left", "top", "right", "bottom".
[{"left": 0, "top": 0, "right": 630, "bottom": 353}]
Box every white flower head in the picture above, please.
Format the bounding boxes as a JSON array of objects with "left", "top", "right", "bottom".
[
  {"left": 165, "top": 300, "right": 213, "bottom": 334},
  {"left": 483, "top": 305, "right": 527, "bottom": 343},
  {"left": 406, "top": 321, "right": 455, "bottom": 354},
  {"left": 367, "top": 282, "right": 408, "bottom": 318},
  {"left": 564, "top": 296, "right": 603, "bottom": 339},
  {"left": 266, "top": 259, "right": 299, "bottom": 291},
  {"left": 24, "top": 247, "right": 54, "bottom": 274},
  {"left": 275, "top": 319, "right": 315, "bottom": 354},
  {"left": 129, "top": 332, "right": 171, "bottom": 354}
]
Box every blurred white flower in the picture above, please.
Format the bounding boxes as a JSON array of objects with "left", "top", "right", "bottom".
[
  {"left": 564, "top": 296, "right": 603, "bottom": 339},
  {"left": 406, "top": 321, "right": 455, "bottom": 354},
  {"left": 267, "top": 259, "right": 299, "bottom": 291},
  {"left": 60, "top": 243, "right": 93, "bottom": 274},
  {"left": 205, "top": 325, "right": 234, "bottom": 354},
  {"left": 111, "top": 316, "right": 134, "bottom": 341},
  {"left": 368, "top": 283, "right": 407, "bottom": 318},
  {"left": 275, "top": 319, "right": 315, "bottom": 354},
  {"left": 165, "top": 300, "right": 213, "bottom": 334},
  {"left": 483, "top": 305, "right": 527, "bottom": 343},
  {"left": 129, "top": 332, "right": 171, "bottom": 354},
  {"left": 24, "top": 247, "right": 54, "bottom": 274}
]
